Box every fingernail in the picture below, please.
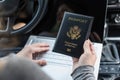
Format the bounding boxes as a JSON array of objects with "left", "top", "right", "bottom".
[{"left": 41, "top": 60, "right": 47, "bottom": 66}]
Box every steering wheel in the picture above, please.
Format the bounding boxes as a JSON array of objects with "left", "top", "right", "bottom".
[{"left": 0, "top": 0, "right": 48, "bottom": 36}]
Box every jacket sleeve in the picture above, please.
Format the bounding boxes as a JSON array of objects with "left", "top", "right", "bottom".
[{"left": 71, "top": 65, "right": 95, "bottom": 80}]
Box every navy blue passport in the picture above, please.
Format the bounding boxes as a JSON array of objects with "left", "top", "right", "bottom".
[{"left": 53, "top": 12, "right": 94, "bottom": 58}]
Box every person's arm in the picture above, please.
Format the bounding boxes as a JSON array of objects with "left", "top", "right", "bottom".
[
  {"left": 72, "top": 40, "right": 96, "bottom": 80},
  {"left": 0, "top": 53, "right": 52, "bottom": 80},
  {"left": 71, "top": 65, "right": 95, "bottom": 80},
  {"left": 16, "top": 43, "right": 49, "bottom": 66}
]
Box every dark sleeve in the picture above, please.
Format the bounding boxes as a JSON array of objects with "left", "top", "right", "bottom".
[{"left": 71, "top": 65, "right": 95, "bottom": 80}]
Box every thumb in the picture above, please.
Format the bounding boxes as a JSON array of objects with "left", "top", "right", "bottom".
[
  {"left": 83, "top": 40, "right": 92, "bottom": 54},
  {"left": 72, "top": 57, "right": 79, "bottom": 63},
  {"left": 33, "top": 59, "right": 47, "bottom": 66}
]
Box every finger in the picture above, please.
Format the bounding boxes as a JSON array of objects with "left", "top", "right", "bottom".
[
  {"left": 88, "top": 39, "right": 96, "bottom": 55},
  {"left": 24, "top": 43, "right": 49, "bottom": 49},
  {"left": 72, "top": 57, "right": 79, "bottom": 63},
  {"left": 32, "top": 43, "right": 49, "bottom": 47},
  {"left": 33, "top": 59, "right": 47, "bottom": 66},
  {"left": 32, "top": 47, "right": 49, "bottom": 54},
  {"left": 88, "top": 39, "right": 92, "bottom": 45},
  {"left": 91, "top": 44, "right": 96, "bottom": 55},
  {"left": 83, "top": 40, "right": 91, "bottom": 54}
]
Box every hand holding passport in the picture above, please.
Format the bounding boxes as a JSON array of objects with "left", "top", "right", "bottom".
[{"left": 53, "top": 12, "right": 94, "bottom": 58}]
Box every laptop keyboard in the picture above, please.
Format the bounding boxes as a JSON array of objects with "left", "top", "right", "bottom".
[
  {"left": 30, "top": 38, "right": 73, "bottom": 66},
  {"left": 27, "top": 36, "right": 101, "bottom": 66},
  {"left": 38, "top": 52, "right": 73, "bottom": 66}
]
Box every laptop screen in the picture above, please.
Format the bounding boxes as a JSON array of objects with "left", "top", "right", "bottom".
[{"left": 62, "top": 0, "right": 108, "bottom": 43}]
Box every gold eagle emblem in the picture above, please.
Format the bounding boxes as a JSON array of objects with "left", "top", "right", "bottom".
[{"left": 67, "top": 25, "right": 81, "bottom": 40}]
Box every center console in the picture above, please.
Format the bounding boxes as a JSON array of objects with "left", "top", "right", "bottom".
[
  {"left": 99, "top": 38, "right": 120, "bottom": 80},
  {"left": 98, "top": 0, "right": 120, "bottom": 79}
]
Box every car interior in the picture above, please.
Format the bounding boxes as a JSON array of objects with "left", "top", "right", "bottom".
[{"left": 0, "top": 0, "right": 120, "bottom": 80}]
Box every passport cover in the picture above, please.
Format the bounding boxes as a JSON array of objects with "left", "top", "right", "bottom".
[{"left": 53, "top": 12, "right": 94, "bottom": 58}]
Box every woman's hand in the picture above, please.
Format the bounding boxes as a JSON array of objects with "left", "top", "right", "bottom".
[
  {"left": 17, "top": 43, "right": 49, "bottom": 66},
  {"left": 72, "top": 40, "right": 97, "bottom": 71}
]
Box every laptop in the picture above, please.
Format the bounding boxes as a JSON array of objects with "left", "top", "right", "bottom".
[
  {"left": 26, "top": 35, "right": 102, "bottom": 80},
  {"left": 26, "top": 0, "right": 107, "bottom": 80}
]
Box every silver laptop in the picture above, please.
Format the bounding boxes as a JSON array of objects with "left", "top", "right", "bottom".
[{"left": 26, "top": 35, "right": 102, "bottom": 80}]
